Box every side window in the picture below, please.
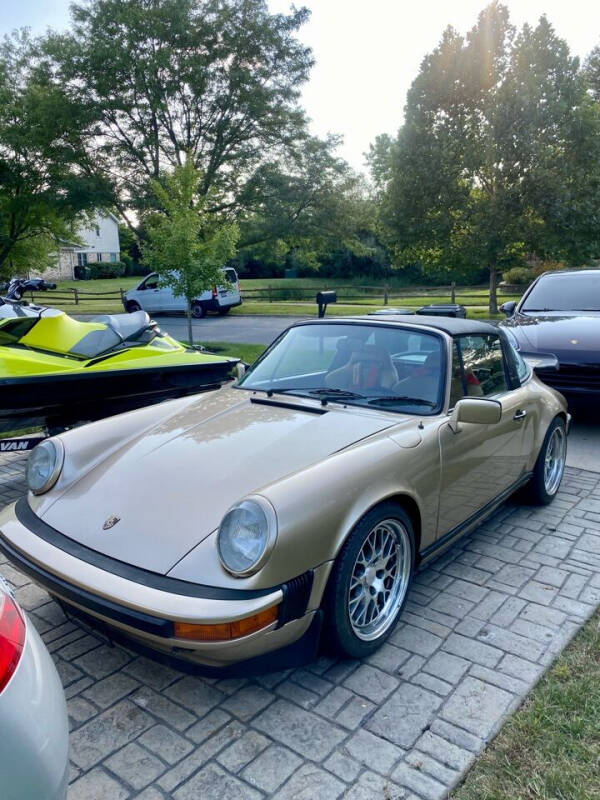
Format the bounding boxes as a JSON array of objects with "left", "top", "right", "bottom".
[
  {"left": 457, "top": 335, "right": 507, "bottom": 397},
  {"left": 449, "top": 340, "right": 464, "bottom": 408}
]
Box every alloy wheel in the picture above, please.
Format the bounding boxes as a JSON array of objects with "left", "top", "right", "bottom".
[
  {"left": 543, "top": 426, "right": 566, "bottom": 496},
  {"left": 348, "top": 519, "right": 411, "bottom": 641}
]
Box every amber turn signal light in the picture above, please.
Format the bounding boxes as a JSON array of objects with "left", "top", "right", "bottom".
[{"left": 174, "top": 604, "right": 279, "bottom": 641}]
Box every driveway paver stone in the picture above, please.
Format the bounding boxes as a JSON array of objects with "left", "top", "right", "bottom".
[{"left": 1, "top": 452, "right": 599, "bottom": 798}]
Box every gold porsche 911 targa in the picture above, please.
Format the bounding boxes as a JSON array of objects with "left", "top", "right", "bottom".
[{"left": 0, "top": 316, "right": 569, "bottom": 675}]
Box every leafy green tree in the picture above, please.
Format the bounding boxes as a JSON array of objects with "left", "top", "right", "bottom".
[
  {"left": 0, "top": 32, "right": 111, "bottom": 277},
  {"left": 238, "top": 135, "right": 379, "bottom": 273},
  {"left": 143, "top": 155, "right": 239, "bottom": 346},
  {"left": 381, "top": 3, "right": 600, "bottom": 312},
  {"left": 45, "top": 0, "right": 313, "bottom": 233},
  {"left": 584, "top": 44, "right": 600, "bottom": 102}
]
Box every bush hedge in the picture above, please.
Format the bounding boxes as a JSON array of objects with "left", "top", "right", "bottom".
[
  {"left": 502, "top": 266, "right": 534, "bottom": 285},
  {"left": 88, "top": 261, "right": 126, "bottom": 279}
]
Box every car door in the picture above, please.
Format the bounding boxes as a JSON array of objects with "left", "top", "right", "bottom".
[
  {"left": 436, "top": 333, "right": 531, "bottom": 537},
  {"left": 135, "top": 274, "right": 161, "bottom": 312}
]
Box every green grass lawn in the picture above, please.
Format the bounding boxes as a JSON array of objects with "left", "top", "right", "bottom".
[
  {"left": 229, "top": 300, "right": 504, "bottom": 320},
  {"left": 195, "top": 340, "right": 266, "bottom": 363},
  {"left": 453, "top": 608, "right": 600, "bottom": 800}
]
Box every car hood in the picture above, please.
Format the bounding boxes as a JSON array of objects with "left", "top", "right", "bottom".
[
  {"left": 38, "top": 389, "right": 397, "bottom": 575},
  {"left": 503, "top": 312, "right": 600, "bottom": 364}
]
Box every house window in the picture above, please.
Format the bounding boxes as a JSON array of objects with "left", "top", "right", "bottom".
[
  {"left": 95, "top": 225, "right": 100, "bottom": 237},
  {"left": 110, "top": 253, "right": 117, "bottom": 262},
  {"left": 97, "top": 252, "right": 103, "bottom": 262},
  {"left": 77, "top": 252, "right": 88, "bottom": 266}
]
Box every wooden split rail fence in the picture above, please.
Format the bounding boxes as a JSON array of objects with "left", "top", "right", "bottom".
[{"left": 26, "top": 282, "right": 523, "bottom": 309}]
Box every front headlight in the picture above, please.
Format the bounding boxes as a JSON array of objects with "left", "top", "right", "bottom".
[
  {"left": 217, "top": 497, "right": 277, "bottom": 577},
  {"left": 26, "top": 439, "right": 64, "bottom": 495}
]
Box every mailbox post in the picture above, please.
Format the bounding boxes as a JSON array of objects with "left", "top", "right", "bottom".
[{"left": 316, "top": 290, "right": 337, "bottom": 318}]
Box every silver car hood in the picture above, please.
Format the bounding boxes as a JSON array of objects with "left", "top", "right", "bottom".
[{"left": 38, "top": 389, "right": 397, "bottom": 574}]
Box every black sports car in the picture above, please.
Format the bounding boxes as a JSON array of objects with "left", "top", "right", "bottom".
[{"left": 500, "top": 269, "right": 600, "bottom": 407}]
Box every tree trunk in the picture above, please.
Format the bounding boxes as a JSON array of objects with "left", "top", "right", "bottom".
[
  {"left": 186, "top": 297, "right": 194, "bottom": 347},
  {"left": 489, "top": 263, "right": 498, "bottom": 315}
]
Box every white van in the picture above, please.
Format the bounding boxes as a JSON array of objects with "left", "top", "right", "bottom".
[{"left": 123, "top": 267, "right": 242, "bottom": 318}]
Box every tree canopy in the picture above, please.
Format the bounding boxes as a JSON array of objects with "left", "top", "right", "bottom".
[
  {"left": 0, "top": 32, "right": 111, "bottom": 277},
  {"left": 376, "top": 3, "right": 600, "bottom": 311},
  {"left": 45, "top": 0, "right": 313, "bottom": 230}
]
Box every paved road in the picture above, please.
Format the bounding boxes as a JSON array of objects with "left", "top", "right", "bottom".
[
  {"left": 157, "top": 314, "right": 308, "bottom": 345},
  {"left": 77, "top": 313, "right": 308, "bottom": 346}
]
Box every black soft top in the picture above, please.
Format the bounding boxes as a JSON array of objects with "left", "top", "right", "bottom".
[{"left": 299, "top": 315, "right": 499, "bottom": 337}]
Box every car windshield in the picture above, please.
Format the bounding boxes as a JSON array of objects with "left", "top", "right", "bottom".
[
  {"left": 238, "top": 323, "right": 445, "bottom": 414},
  {"left": 521, "top": 273, "right": 600, "bottom": 312}
]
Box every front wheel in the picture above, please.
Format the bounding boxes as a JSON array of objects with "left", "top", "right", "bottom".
[
  {"left": 191, "top": 302, "right": 206, "bottom": 319},
  {"left": 525, "top": 417, "right": 567, "bottom": 505},
  {"left": 324, "top": 503, "right": 414, "bottom": 659}
]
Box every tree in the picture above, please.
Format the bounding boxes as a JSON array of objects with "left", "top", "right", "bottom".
[
  {"left": 381, "top": 3, "right": 600, "bottom": 312},
  {"left": 0, "top": 32, "right": 111, "bottom": 277},
  {"left": 45, "top": 0, "right": 313, "bottom": 233},
  {"left": 143, "top": 155, "right": 239, "bottom": 346},
  {"left": 584, "top": 44, "right": 600, "bottom": 102},
  {"left": 237, "top": 135, "right": 377, "bottom": 272}
]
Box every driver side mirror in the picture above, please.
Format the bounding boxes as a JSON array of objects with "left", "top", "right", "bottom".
[
  {"left": 235, "top": 362, "right": 246, "bottom": 382},
  {"left": 449, "top": 398, "right": 502, "bottom": 434},
  {"left": 499, "top": 301, "right": 517, "bottom": 317}
]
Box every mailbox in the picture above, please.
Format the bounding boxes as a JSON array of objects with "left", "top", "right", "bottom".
[{"left": 316, "top": 290, "right": 337, "bottom": 318}]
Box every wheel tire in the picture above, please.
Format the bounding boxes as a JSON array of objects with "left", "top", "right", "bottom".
[
  {"left": 191, "top": 302, "right": 207, "bottom": 319},
  {"left": 524, "top": 416, "right": 567, "bottom": 505},
  {"left": 324, "top": 502, "right": 415, "bottom": 659},
  {"left": 126, "top": 300, "right": 141, "bottom": 313},
  {"left": 218, "top": 306, "right": 231, "bottom": 316}
]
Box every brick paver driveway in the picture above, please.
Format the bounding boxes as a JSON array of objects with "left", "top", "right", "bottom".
[{"left": 1, "top": 451, "right": 600, "bottom": 800}]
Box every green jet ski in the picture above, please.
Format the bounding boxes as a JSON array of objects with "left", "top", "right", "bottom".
[{"left": 0, "top": 279, "right": 237, "bottom": 435}]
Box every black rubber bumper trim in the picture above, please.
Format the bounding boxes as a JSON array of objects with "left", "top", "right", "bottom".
[
  {"left": 14, "top": 497, "right": 278, "bottom": 601},
  {"left": 0, "top": 533, "right": 174, "bottom": 637},
  {"left": 64, "top": 602, "right": 324, "bottom": 678},
  {"left": 277, "top": 570, "right": 314, "bottom": 628}
]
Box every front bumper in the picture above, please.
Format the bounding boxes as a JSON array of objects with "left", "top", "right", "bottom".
[{"left": 0, "top": 499, "right": 323, "bottom": 674}]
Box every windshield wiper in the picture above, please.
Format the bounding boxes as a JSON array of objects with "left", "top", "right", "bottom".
[
  {"left": 262, "top": 387, "right": 365, "bottom": 400},
  {"left": 367, "top": 395, "right": 436, "bottom": 408},
  {"left": 306, "top": 388, "right": 365, "bottom": 399}
]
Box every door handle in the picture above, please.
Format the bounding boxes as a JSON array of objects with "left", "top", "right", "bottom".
[{"left": 513, "top": 409, "right": 527, "bottom": 422}]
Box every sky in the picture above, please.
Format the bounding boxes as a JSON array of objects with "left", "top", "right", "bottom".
[{"left": 3, "top": 0, "right": 599, "bottom": 172}]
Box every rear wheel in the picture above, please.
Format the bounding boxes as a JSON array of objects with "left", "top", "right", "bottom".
[
  {"left": 525, "top": 417, "right": 567, "bottom": 505},
  {"left": 126, "top": 300, "right": 141, "bottom": 313},
  {"left": 191, "top": 302, "right": 206, "bottom": 319},
  {"left": 218, "top": 306, "right": 231, "bottom": 316},
  {"left": 325, "top": 503, "right": 414, "bottom": 658}
]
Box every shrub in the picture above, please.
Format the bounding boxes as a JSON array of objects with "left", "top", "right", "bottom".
[
  {"left": 88, "top": 261, "right": 126, "bottom": 279},
  {"left": 502, "top": 267, "right": 534, "bottom": 285},
  {"left": 532, "top": 260, "right": 566, "bottom": 276}
]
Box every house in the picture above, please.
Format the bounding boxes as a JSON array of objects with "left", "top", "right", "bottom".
[{"left": 40, "top": 211, "right": 121, "bottom": 281}]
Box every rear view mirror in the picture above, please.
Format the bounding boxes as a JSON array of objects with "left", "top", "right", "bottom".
[{"left": 449, "top": 398, "right": 502, "bottom": 433}]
